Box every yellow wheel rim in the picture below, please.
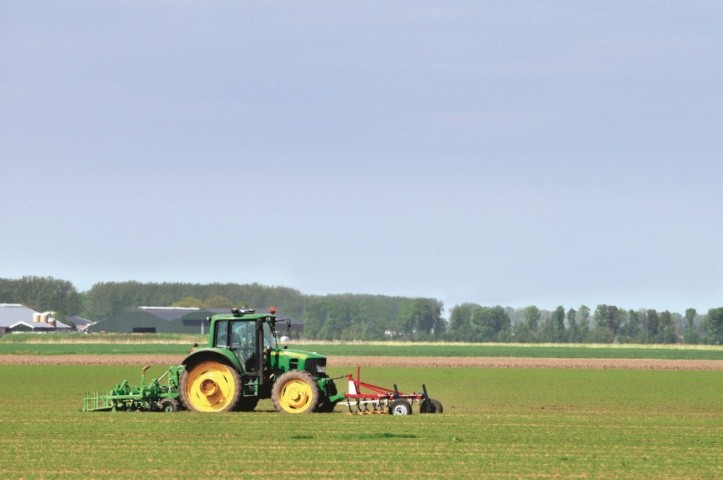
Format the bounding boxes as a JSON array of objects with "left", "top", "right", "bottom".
[
  {"left": 185, "top": 361, "right": 237, "bottom": 412},
  {"left": 278, "top": 379, "right": 313, "bottom": 413}
]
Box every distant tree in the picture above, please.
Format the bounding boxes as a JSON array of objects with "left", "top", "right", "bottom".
[
  {"left": 398, "top": 299, "right": 443, "bottom": 340},
  {"left": 203, "top": 295, "right": 234, "bottom": 309},
  {"left": 525, "top": 305, "right": 540, "bottom": 333},
  {"left": 537, "top": 307, "right": 562, "bottom": 343},
  {"left": 550, "top": 306, "right": 566, "bottom": 342},
  {"left": 577, "top": 305, "right": 591, "bottom": 342},
  {"left": 318, "top": 302, "right": 348, "bottom": 340},
  {"left": 448, "top": 303, "right": 477, "bottom": 341},
  {"left": 299, "top": 297, "right": 327, "bottom": 339},
  {"left": 592, "top": 305, "right": 609, "bottom": 342},
  {"left": 621, "top": 309, "right": 641, "bottom": 343},
  {"left": 83, "top": 281, "right": 144, "bottom": 320},
  {"left": 658, "top": 310, "right": 678, "bottom": 343},
  {"left": 448, "top": 304, "right": 468, "bottom": 336},
  {"left": 0, "top": 279, "right": 13, "bottom": 302},
  {"left": 432, "top": 303, "right": 448, "bottom": 339},
  {"left": 172, "top": 297, "right": 204, "bottom": 308},
  {"left": 683, "top": 308, "right": 699, "bottom": 344},
  {"left": 706, "top": 307, "right": 723, "bottom": 345},
  {"left": 513, "top": 306, "right": 541, "bottom": 342},
  {"left": 0, "top": 276, "right": 81, "bottom": 317},
  {"left": 566, "top": 308, "right": 579, "bottom": 342},
  {"left": 592, "top": 305, "right": 624, "bottom": 343},
  {"left": 644, "top": 309, "right": 660, "bottom": 343},
  {"left": 469, "top": 305, "right": 511, "bottom": 342}
]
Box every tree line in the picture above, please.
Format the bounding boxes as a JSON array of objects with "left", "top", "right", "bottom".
[
  {"left": 1, "top": 276, "right": 720, "bottom": 344},
  {"left": 448, "top": 303, "right": 722, "bottom": 345}
]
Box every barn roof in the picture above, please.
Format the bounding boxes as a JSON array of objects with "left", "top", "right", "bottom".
[
  {"left": 0, "top": 304, "right": 38, "bottom": 327},
  {"left": 9, "top": 321, "right": 55, "bottom": 331},
  {"left": 67, "top": 315, "right": 94, "bottom": 327},
  {"left": 0, "top": 304, "right": 71, "bottom": 329},
  {"left": 138, "top": 306, "right": 201, "bottom": 321},
  {"left": 137, "top": 307, "right": 237, "bottom": 321}
]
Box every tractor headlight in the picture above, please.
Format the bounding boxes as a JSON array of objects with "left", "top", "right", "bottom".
[{"left": 316, "top": 365, "right": 326, "bottom": 374}]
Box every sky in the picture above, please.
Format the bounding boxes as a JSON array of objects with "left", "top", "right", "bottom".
[{"left": 1, "top": 1, "right": 721, "bottom": 315}]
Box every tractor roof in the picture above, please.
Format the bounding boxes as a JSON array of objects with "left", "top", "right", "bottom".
[{"left": 211, "top": 309, "right": 276, "bottom": 322}]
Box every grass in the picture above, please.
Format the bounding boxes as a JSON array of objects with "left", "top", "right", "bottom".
[
  {"left": 295, "top": 343, "right": 723, "bottom": 360},
  {"left": 3, "top": 334, "right": 721, "bottom": 360},
  {"left": 0, "top": 332, "right": 204, "bottom": 344},
  {"left": 0, "top": 365, "right": 720, "bottom": 478},
  {"left": 0, "top": 343, "right": 191, "bottom": 355}
]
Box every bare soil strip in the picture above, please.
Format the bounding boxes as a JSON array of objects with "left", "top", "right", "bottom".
[{"left": 0, "top": 354, "right": 720, "bottom": 370}]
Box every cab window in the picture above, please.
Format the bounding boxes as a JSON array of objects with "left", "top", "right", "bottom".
[
  {"left": 231, "top": 321, "right": 255, "bottom": 349},
  {"left": 263, "top": 323, "right": 276, "bottom": 349},
  {"left": 214, "top": 321, "right": 229, "bottom": 347}
]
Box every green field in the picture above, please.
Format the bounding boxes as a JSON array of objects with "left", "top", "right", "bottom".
[
  {"left": 0, "top": 342, "right": 191, "bottom": 355},
  {"left": 295, "top": 343, "right": 723, "bottom": 360},
  {"left": 0, "top": 333, "right": 204, "bottom": 344},
  {"left": 0, "top": 365, "right": 720, "bottom": 478},
  {"left": 2, "top": 334, "right": 722, "bottom": 360}
]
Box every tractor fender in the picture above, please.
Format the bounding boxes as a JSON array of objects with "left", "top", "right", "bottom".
[{"left": 181, "top": 348, "right": 244, "bottom": 374}]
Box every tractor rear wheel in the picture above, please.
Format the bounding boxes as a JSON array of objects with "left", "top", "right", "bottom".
[
  {"left": 180, "top": 361, "right": 241, "bottom": 413},
  {"left": 271, "top": 371, "right": 319, "bottom": 414},
  {"left": 420, "top": 398, "right": 443, "bottom": 414},
  {"left": 388, "top": 399, "right": 412, "bottom": 415}
]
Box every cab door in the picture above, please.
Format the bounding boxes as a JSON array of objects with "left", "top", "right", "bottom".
[{"left": 229, "top": 320, "right": 258, "bottom": 373}]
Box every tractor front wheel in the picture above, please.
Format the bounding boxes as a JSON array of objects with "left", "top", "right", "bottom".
[
  {"left": 271, "top": 371, "right": 319, "bottom": 414},
  {"left": 180, "top": 361, "right": 241, "bottom": 413}
]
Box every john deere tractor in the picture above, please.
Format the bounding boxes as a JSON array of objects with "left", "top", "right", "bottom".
[
  {"left": 179, "top": 308, "right": 343, "bottom": 413},
  {"left": 83, "top": 307, "right": 441, "bottom": 415}
]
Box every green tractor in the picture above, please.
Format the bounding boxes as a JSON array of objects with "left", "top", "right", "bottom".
[
  {"left": 84, "top": 307, "right": 441, "bottom": 415},
  {"left": 179, "top": 308, "right": 343, "bottom": 413}
]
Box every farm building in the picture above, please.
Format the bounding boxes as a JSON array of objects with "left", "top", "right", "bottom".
[
  {"left": 87, "top": 307, "right": 218, "bottom": 334},
  {"left": 0, "top": 304, "right": 73, "bottom": 336},
  {"left": 66, "top": 316, "right": 96, "bottom": 332},
  {"left": 87, "top": 306, "right": 304, "bottom": 337}
]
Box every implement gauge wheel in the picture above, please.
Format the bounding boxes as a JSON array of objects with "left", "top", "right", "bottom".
[
  {"left": 180, "top": 361, "right": 241, "bottom": 413},
  {"left": 271, "top": 370, "right": 319, "bottom": 414},
  {"left": 158, "top": 398, "right": 179, "bottom": 412},
  {"left": 420, "top": 398, "right": 443, "bottom": 414},
  {"left": 389, "top": 399, "right": 412, "bottom": 416}
]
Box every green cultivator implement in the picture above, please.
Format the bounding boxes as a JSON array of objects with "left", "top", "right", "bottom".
[
  {"left": 83, "top": 365, "right": 183, "bottom": 412},
  {"left": 82, "top": 307, "right": 442, "bottom": 416}
]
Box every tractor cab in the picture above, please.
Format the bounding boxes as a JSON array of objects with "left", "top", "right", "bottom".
[{"left": 211, "top": 309, "right": 276, "bottom": 375}]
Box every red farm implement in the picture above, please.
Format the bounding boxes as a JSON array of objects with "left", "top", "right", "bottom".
[{"left": 343, "top": 367, "right": 443, "bottom": 415}]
